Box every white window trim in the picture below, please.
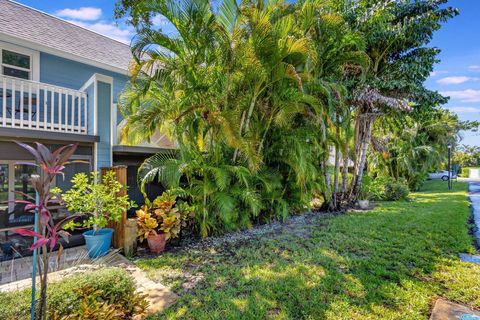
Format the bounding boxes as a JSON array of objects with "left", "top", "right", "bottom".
[
  {"left": 112, "top": 103, "right": 118, "bottom": 147},
  {"left": 0, "top": 156, "right": 93, "bottom": 213},
  {"left": 0, "top": 160, "right": 35, "bottom": 213},
  {"left": 0, "top": 41, "right": 40, "bottom": 81}
]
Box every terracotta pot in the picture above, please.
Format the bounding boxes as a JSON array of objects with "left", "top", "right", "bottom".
[{"left": 147, "top": 233, "right": 166, "bottom": 253}]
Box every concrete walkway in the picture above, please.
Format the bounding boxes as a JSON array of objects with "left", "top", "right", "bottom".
[
  {"left": 0, "top": 245, "right": 94, "bottom": 286},
  {"left": 431, "top": 299, "right": 480, "bottom": 320}
]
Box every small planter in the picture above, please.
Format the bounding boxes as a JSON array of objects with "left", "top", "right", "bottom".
[
  {"left": 358, "top": 200, "right": 370, "bottom": 210},
  {"left": 147, "top": 233, "right": 166, "bottom": 253},
  {"left": 83, "top": 228, "right": 114, "bottom": 258}
]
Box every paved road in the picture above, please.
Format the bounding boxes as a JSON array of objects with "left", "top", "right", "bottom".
[
  {"left": 459, "top": 177, "right": 480, "bottom": 183},
  {"left": 468, "top": 181, "right": 480, "bottom": 247}
]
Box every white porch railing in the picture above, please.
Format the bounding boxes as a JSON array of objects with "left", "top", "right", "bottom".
[{"left": 0, "top": 75, "right": 88, "bottom": 134}]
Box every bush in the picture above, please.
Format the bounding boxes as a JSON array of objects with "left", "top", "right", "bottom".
[
  {"left": 362, "top": 176, "right": 410, "bottom": 201},
  {"left": 384, "top": 178, "right": 410, "bottom": 201},
  {"left": 361, "top": 176, "right": 384, "bottom": 200},
  {"left": 0, "top": 267, "right": 147, "bottom": 320}
]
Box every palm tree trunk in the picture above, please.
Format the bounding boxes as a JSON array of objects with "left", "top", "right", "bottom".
[
  {"left": 341, "top": 147, "right": 349, "bottom": 196},
  {"left": 258, "top": 113, "right": 274, "bottom": 154},
  {"left": 332, "top": 146, "right": 340, "bottom": 208},
  {"left": 233, "top": 111, "right": 246, "bottom": 162},
  {"left": 234, "top": 91, "right": 260, "bottom": 162},
  {"left": 349, "top": 111, "right": 374, "bottom": 202},
  {"left": 350, "top": 111, "right": 361, "bottom": 191},
  {"left": 319, "top": 158, "right": 329, "bottom": 210},
  {"left": 244, "top": 90, "right": 260, "bottom": 134}
]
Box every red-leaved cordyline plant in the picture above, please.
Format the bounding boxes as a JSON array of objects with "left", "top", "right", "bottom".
[{"left": 13, "top": 141, "right": 78, "bottom": 320}]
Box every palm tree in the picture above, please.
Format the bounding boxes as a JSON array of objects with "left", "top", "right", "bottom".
[
  {"left": 369, "top": 106, "right": 462, "bottom": 189},
  {"left": 120, "top": 0, "right": 322, "bottom": 235},
  {"left": 114, "top": 0, "right": 459, "bottom": 234},
  {"left": 295, "top": 1, "right": 369, "bottom": 209}
]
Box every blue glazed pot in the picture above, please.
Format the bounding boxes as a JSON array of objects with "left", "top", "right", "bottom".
[{"left": 83, "top": 228, "right": 114, "bottom": 258}]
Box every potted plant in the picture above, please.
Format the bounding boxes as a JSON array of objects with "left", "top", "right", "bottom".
[
  {"left": 357, "top": 186, "right": 371, "bottom": 210},
  {"left": 136, "top": 206, "right": 163, "bottom": 253},
  {"left": 136, "top": 192, "right": 194, "bottom": 253},
  {"left": 57, "top": 171, "right": 135, "bottom": 258}
]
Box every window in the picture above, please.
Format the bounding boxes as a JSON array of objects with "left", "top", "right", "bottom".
[
  {"left": 0, "top": 42, "right": 39, "bottom": 81},
  {"left": 1, "top": 49, "right": 31, "bottom": 80},
  {"left": 55, "top": 159, "right": 92, "bottom": 191}
]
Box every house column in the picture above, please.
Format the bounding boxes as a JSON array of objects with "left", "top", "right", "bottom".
[{"left": 81, "top": 74, "right": 114, "bottom": 171}]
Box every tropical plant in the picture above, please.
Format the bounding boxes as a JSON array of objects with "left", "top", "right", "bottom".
[
  {"left": 338, "top": 0, "right": 459, "bottom": 200},
  {"left": 294, "top": 1, "right": 370, "bottom": 210},
  {"left": 13, "top": 142, "right": 78, "bottom": 320},
  {"left": 368, "top": 107, "right": 476, "bottom": 189},
  {"left": 136, "top": 208, "right": 159, "bottom": 242},
  {"left": 357, "top": 186, "right": 372, "bottom": 201},
  {"left": 138, "top": 150, "right": 267, "bottom": 236},
  {"left": 114, "top": 0, "right": 465, "bottom": 235},
  {"left": 116, "top": 0, "right": 331, "bottom": 235},
  {"left": 0, "top": 267, "right": 148, "bottom": 320},
  {"left": 383, "top": 178, "right": 410, "bottom": 201},
  {"left": 58, "top": 171, "right": 135, "bottom": 232},
  {"left": 454, "top": 144, "right": 480, "bottom": 168},
  {"left": 136, "top": 191, "right": 195, "bottom": 241}
]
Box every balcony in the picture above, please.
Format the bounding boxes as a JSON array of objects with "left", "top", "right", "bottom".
[{"left": 0, "top": 75, "right": 88, "bottom": 134}]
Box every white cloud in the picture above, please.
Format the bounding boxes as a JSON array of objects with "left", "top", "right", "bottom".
[
  {"left": 67, "top": 20, "right": 134, "bottom": 44},
  {"left": 430, "top": 70, "right": 448, "bottom": 77},
  {"left": 469, "top": 65, "right": 480, "bottom": 71},
  {"left": 56, "top": 7, "right": 102, "bottom": 21},
  {"left": 447, "top": 106, "right": 480, "bottom": 114},
  {"left": 437, "top": 76, "right": 478, "bottom": 85},
  {"left": 440, "top": 89, "right": 480, "bottom": 102}
]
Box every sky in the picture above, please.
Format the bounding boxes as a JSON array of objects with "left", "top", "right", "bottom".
[
  {"left": 12, "top": 0, "right": 480, "bottom": 147},
  {"left": 424, "top": 0, "right": 480, "bottom": 147}
]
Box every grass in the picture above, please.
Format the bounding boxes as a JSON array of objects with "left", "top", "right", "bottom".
[{"left": 137, "top": 180, "right": 480, "bottom": 320}]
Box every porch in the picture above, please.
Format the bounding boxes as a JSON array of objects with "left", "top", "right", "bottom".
[{"left": 0, "top": 74, "right": 88, "bottom": 134}]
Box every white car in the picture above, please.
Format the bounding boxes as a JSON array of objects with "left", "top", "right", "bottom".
[{"left": 428, "top": 170, "right": 457, "bottom": 181}]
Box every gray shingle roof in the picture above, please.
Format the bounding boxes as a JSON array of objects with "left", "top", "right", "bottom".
[{"left": 0, "top": 0, "right": 132, "bottom": 73}]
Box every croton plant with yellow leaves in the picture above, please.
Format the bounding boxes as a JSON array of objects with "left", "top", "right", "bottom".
[{"left": 136, "top": 192, "right": 195, "bottom": 242}]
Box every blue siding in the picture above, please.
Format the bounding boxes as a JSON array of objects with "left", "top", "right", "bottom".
[
  {"left": 39, "top": 52, "right": 128, "bottom": 103},
  {"left": 96, "top": 81, "right": 112, "bottom": 169}
]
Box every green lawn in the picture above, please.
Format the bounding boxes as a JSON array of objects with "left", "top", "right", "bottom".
[{"left": 137, "top": 181, "right": 480, "bottom": 320}]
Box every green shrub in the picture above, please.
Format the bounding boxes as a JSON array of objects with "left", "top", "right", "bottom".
[
  {"left": 0, "top": 267, "right": 147, "bottom": 320},
  {"left": 0, "top": 286, "right": 30, "bottom": 319},
  {"left": 383, "top": 178, "right": 410, "bottom": 201},
  {"left": 361, "top": 176, "right": 384, "bottom": 200},
  {"left": 362, "top": 176, "right": 410, "bottom": 201}
]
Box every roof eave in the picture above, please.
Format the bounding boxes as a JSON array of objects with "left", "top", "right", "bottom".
[{"left": 0, "top": 33, "right": 130, "bottom": 76}]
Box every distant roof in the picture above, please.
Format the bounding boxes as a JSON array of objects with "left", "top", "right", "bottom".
[{"left": 0, "top": 0, "right": 132, "bottom": 74}]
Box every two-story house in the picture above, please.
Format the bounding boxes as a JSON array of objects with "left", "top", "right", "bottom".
[{"left": 0, "top": 0, "right": 169, "bottom": 261}]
